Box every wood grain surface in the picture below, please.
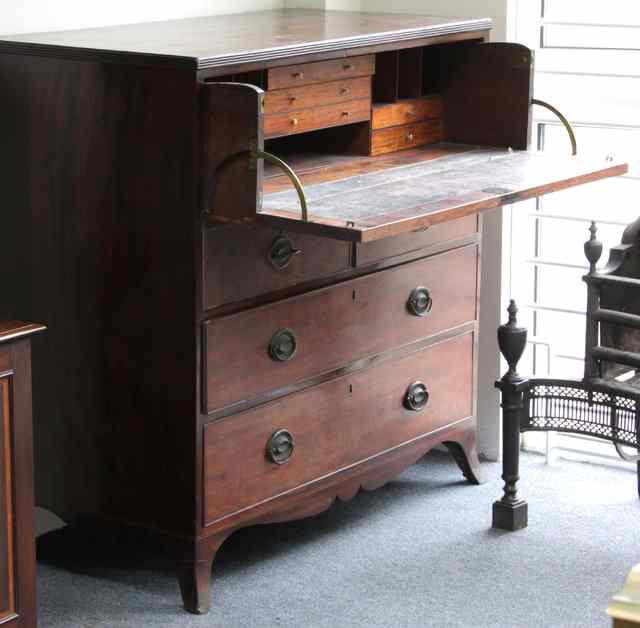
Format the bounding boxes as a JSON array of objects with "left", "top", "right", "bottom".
[
  {"left": 260, "top": 147, "right": 628, "bottom": 241},
  {"left": 203, "top": 223, "right": 351, "bottom": 310},
  {"left": 0, "top": 10, "right": 492, "bottom": 70},
  {"left": 264, "top": 77, "right": 371, "bottom": 114},
  {"left": 0, "top": 340, "right": 38, "bottom": 628},
  {"left": 356, "top": 214, "right": 477, "bottom": 266},
  {"left": 372, "top": 95, "right": 443, "bottom": 130},
  {"left": 204, "top": 245, "right": 477, "bottom": 412},
  {"left": 370, "top": 119, "right": 444, "bottom": 156},
  {"left": 204, "top": 331, "right": 474, "bottom": 524},
  {"left": 264, "top": 97, "right": 371, "bottom": 139},
  {"left": 267, "top": 54, "right": 374, "bottom": 90}
]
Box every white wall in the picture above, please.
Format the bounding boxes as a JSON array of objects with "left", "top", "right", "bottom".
[
  {"left": 0, "top": 0, "right": 284, "bottom": 35},
  {"left": 362, "top": 0, "right": 509, "bottom": 40}
]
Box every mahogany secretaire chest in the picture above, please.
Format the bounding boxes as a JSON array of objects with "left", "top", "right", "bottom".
[
  {"left": 0, "top": 9, "right": 625, "bottom": 614},
  {"left": 0, "top": 322, "right": 45, "bottom": 628}
]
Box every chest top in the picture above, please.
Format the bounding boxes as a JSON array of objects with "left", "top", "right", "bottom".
[{"left": 0, "top": 9, "right": 491, "bottom": 69}]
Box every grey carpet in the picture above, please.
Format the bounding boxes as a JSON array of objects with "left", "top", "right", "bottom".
[{"left": 38, "top": 451, "right": 640, "bottom": 628}]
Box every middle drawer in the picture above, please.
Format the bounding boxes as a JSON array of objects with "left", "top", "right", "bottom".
[
  {"left": 264, "top": 97, "right": 371, "bottom": 139},
  {"left": 204, "top": 244, "right": 477, "bottom": 413}
]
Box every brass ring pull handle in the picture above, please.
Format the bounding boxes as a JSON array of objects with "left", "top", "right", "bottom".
[
  {"left": 266, "top": 429, "right": 295, "bottom": 465},
  {"left": 267, "top": 234, "right": 301, "bottom": 270},
  {"left": 207, "top": 146, "right": 309, "bottom": 222},
  {"left": 531, "top": 98, "right": 577, "bottom": 156},
  {"left": 269, "top": 328, "right": 297, "bottom": 362},
  {"left": 404, "top": 382, "right": 429, "bottom": 412},
  {"left": 407, "top": 287, "right": 432, "bottom": 317}
]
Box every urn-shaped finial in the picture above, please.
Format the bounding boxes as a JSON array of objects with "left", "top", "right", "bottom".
[
  {"left": 584, "top": 221, "right": 603, "bottom": 274},
  {"left": 498, "top": 300, "right": 528, "bottom": 383}
]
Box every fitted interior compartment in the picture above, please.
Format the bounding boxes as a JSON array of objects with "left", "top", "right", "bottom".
[{"left": 201, "top": 42, "right": 627, "bottom": 243}]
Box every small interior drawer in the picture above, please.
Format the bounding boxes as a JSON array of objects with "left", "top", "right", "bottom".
[
  {"left": 203, "top": 223, "right": 351, "bottom": 310},
  {"left": 264, "top": 98, "right": 371, "bottom": 139},
  {"left": 264, "top": 77, "right": 371, "bottom": 114},
  {"left": 370, "top": 119, "right": 443, "bottom": 156},
  {"left": 372, "top": 95, "right": 442, "bottom": 130},
  {"left": 203, "top": 331, "right": 474, "bottom": 525},
  {"left": 204, "top": 245, "right": 478, "bottom": 413},
  {"left": 267, "top": 55, "right": 375, "bottom": 90}
]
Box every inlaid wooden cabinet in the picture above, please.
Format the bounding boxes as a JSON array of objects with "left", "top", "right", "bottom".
[
  {"left": 0, "top": 9, "right": 626, "bottom": 616},
  {"left": 0, "top": 323, "right": 45, "bottom": 628}
]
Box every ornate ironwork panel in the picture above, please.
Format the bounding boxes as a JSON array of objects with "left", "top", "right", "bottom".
[{"left": 521, "top": 378, "right": 639, "bottom": 449}]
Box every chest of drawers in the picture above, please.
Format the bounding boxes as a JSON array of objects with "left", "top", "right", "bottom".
[
  {"left": 0, "top": 9, "right": 626, "bottom": 615},
  {"left": 0, "top": 322, "right": 45, "bottom": 628}
]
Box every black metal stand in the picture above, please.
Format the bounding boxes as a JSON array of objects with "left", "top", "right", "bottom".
[
  {"left": 492, "top": 221, "right": 640, "bottom": 529},
  {"left": 493, "top": 300, "right": 529, "bottom": 531}
]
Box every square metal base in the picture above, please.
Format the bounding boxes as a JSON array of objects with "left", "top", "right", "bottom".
[{"left": 492, "top": 499, "right": 528, "bottom": 531}]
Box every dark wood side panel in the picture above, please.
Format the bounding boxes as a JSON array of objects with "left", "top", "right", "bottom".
[
  {"left": 205, "top": 245, "right": 477, "bottom": 412},
  {"left": 200, "top": 81, "right": 263, "bottom": 222},
  {"left": 204, "top": 331, "right": 474, "bottom": 524},
  {"left": 0, "top": 54, "right": 199, "bottom": 536},
  {"left": 443, "top": 42, "right": 533, "bottom": 150}
]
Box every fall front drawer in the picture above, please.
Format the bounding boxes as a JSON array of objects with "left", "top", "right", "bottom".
[
  {"left": 204, "top": 244, "right": 477, "bottom": 412},
  {"left": 204, "top": 331, "right": 473, "bottom": 525}
]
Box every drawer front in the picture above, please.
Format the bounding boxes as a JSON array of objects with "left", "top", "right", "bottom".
[
  {"left": 356, "top": 216, "right": 478, "bottom": 267},
  {"left": 268, "top": 55, "right": 375, "bottom": 90},
  {"left": 372, "top": 95, "right": 443, "bottom": 130},
  {"left": 204, "top": 332, "right": 474, "bottom": 524},
  {"left": 204, "top": 245, "right": 477, "bottom": 412},
  {"left": 264, "top": 98, "right": 371, "bottom": 139},
  {"left": 264, "top": 77, "right": 371, "bottom": 114},
  {"left": 371, "top": 119, "right": 444, "bottom": 156},
  {"left": 203, "top": 224, "right": 351, "bottom": 310}
]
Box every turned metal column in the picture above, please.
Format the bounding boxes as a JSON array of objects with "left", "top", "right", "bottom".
[
  {"left": 583, "top": 221, "right": 603, "bottom": 380},
  {"left": 493, "top": 300, "right": 529, "bottom": 531}
]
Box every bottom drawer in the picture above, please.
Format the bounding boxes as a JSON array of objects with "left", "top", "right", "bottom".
[{"left": 204, "top": 332, "right": 474, "bottom": 525}]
